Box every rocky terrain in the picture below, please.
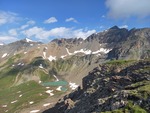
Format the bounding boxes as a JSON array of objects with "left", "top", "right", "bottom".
[
  {"left": 43, "top": 59, "right": 150, "bottom": 113},
  {"left": 0, "top": 26, "right": 150, "bottom": 113}
]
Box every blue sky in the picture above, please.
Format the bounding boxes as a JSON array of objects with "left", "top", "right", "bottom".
[{"left": 0, "top": 0, "right": 150, "bottom": 43}]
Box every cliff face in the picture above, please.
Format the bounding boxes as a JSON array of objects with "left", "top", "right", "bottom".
[{"left": 43, "top": 59, "right": 150, "bottom": 113}]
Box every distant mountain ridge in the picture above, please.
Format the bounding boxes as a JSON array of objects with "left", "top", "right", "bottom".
[
  {"left": 0, "top": 26, "right": 150, "bottom": 62},
  {"left": 0, "top": 26, "right": 150, "bottom": 113}
]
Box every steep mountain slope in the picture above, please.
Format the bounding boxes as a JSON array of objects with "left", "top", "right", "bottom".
[
  {"left": 43, "top": 59, "right": 150, "bottom": 113},
  {"left": 0, "top": 38, "right": 42, "bottom": 64},
  {"left": 1, "top": 26, "right": 150, "bottom": 64},
  {"left": 0, "top": 26, "right": 150, "bottom": 113}
]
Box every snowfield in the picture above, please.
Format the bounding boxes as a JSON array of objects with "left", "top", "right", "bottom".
[{"left": 2, "top": 53, "right": 8, "bottom": 58}]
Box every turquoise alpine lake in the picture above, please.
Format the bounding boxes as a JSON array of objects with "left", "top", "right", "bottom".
[{"left": 42, "top": 80, "right": 68, "bottom": 86}]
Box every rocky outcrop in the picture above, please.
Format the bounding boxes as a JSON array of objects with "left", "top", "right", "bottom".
[{"left": 43, "top": 59, "right": 150, "bottom": 113}]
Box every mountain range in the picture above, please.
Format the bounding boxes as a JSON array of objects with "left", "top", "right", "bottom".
[{"left": 0, "top": 26, "right": 149, "bottom": 113}]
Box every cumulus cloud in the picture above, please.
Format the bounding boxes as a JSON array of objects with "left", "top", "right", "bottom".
[
  {"left": 20, "top": 20, "right": 35, "bottom": 30},
  {"left": 106, "top": 0, "right": 150, "bottom": 19},
  {"left": 66, "top": 17, "right": 78, "bottom": 23},
  {"left": 0, "top": 11, "right": 19, "bottom": 25},
  {"left": 44, "top": 17, "right": 57, "bottom": 24},
  {"left": 22, "top": 26, "right": 96, "bottom": 40},
  {"left": 0, "top": 36, "right": 18, "bottom": 43},
  {"left": 8, "top": 29, "right": 18, "bottom": 36},
  {"left": 27, "top": 20, "right": 35, "bottom": 25},
  {"left": 119, "top": 25, "right": 128, "bottom": 29}
]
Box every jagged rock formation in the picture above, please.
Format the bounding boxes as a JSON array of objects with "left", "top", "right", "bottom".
[
  {"left": 1, "top": 26, "right": 150, "bottom": 63},
  {"left": 0, "top": 26, "right": 150, "bottom": 113},
  {"left": 43, "top": 59, "right": 150, "bottom": 113}
]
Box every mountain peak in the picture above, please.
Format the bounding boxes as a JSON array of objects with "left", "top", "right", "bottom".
[
  {"left": 110, "top": 26, "right": 120, "bottom": 30},
  {"left": 25, "top": 38, "right": 34, "bottom": 42}
]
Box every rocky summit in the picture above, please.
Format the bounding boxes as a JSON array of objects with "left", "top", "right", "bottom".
[{"left": 0, "top": 26, "right": 150, "bottom": 113}]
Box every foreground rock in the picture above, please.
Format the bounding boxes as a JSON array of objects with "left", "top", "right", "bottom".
[{"left": 43, "top": 59, "right": 150, "bottom": 113}]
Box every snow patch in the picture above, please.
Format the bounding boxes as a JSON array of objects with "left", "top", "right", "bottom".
[
  {"left": 39, "top": 81, "right": 42, "bottom": 84},
  {"left": 2, "top": 53, "right": 8, "bottom": 58},
  {"left": 19, "top": 94, "right": 22, "bottom": 97},
  {"left": 66, "top": 48, "right": 92, "bottom": 55},
  {"left": 99, "top": 48, "right": 111, "bottom": 54},
  {"left": 56, "top": 86, "right": 62, "bottom": 91},
  {"left": 24, "top": 52, "right": 27, "bottom": 54},
  {"left": 2, "top": 105, "right": 7, "bottom": 107},
  {"left": 17, "top": 63, "right": 24, "bottom": 66},
  {"left": 74, "top": 49, "right": 92, "bottom": 55},
  {"left": 21, "top": 63, "right": 24, "bottom": 66},
  {"left": 66, "top": 48, "right": 73, "bottom": 55},
  {"left": 17, "top": 91, "right": 21, "bottom": 93},
  {"left": 53, "top": 75, "right": 59, "bottom": 81},
  {"left": 18, "top": 63, "right": 21, "bottom": 65},
  {"left": 30, "top": 110, "right": 40, "bottom": 113},
  {"left": 43, "top": 103, "right": 51, "bottom": 107},
  {"left": 48, "top": 55, "right": 56, "bottom": 62},
  {"left": 26, "top": 38, "right": 33, "bottom": 42},
  {"left": 96, "top": 54, "right": 101, "bottom": 57},
  {"left": 45, "top": 90, "right": 54, "bottom": 96},
  {"left": 46, "top": 87, "right": 50, "bottom": 89},
  {"left": 11, "top": 100, "right": 18, "bottom": 104},
  {"left": 30, "top": 44, "right": 33, "bottom": 46},
  {"left": 69, "top": 82, "right": 79, "bottom": 90},
  {"left": 92, "top": 45, "right": 112, "bottom": 54},
  {"left": 39, "top": 64, "right": 43, "bottom": 69},
  {"left": 29, "top": 101, "right": 34, "bottom": 104},
  {"left": 0, "top": 43, "right": 4, "bottom": 46},
  {"left": 61, "top": 55, "right": 67, "bottom": 59}
]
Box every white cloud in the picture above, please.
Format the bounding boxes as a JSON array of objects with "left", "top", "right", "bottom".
[
  {"left": 20, "top": 24, "right": 29, "bottom": 30},
  {"left": 106, "top": 0, "right": 150, "bottom": 19},
  {"left": 27, "top": 20, "right": 35, "bottom": 25},
  {"left": 66, "top": 17, "right": 78, "bottom": 23},
  {"left": 0, "top": 36, "right": 18, "bottom": 43},
  {"left": 0, "top": 11, "right": 19, "bottom": 25},
  {"left": 22, "top": 27, "right": 45, "bottom": 39},
  {"left": 44, "top": 17, "right": 57, "bottom": 24},
  {"left": 72, "top": 29, "right": 96, "bottom": 39},
  {"left": 20, "top": 20, "right": 35, "bottom": 30},
  {"left": 119, "top": 25, "right": 128, "bottom": 29},
  {"left": 8, "top": 29, "right": 17, "bottom": 36},
  {"left": 22, "top": 26, "right": 96, "bottom": 40}
]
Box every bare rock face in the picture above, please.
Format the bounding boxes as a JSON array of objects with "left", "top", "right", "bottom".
[
  {"left": 43, "top": 60, "right": 150, "bottom": 113},
  {"left": 0, "top": 26, "right": 150, "bottom": 113},
  {"left": 1, "top": 26, "right": 150, "bottom": 63}
]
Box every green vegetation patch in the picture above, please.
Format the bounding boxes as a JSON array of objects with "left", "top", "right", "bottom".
[
  {"left": 35, "top": 69, "right": 55, "bottom": 82},
  {"left": 127, "top": 81, "right": 150, "bottom": 100},
  {"left": 102, "top": 101, "right": 147, "bottom": 113},
  {"left": 30, "top": 57, "right": 49, "bottom": 68},
  {"left": 105, "top": 60, "right": 136, "bottom": 65},
  {"left": 0, "top": 81, "right": 48, "bottom": 113}
]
